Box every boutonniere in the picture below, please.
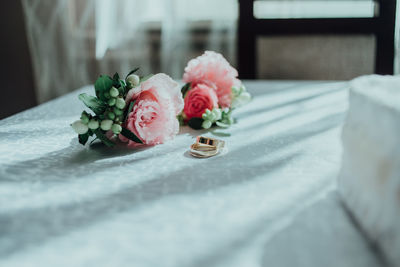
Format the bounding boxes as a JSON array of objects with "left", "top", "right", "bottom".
[
  {"left": 71, "top": 69, "right": 183, "bottom": 147},
  {"left": 179, "top": 51, "right": 251, "bottom": 130}
]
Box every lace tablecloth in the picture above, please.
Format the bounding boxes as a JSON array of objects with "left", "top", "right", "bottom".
[{"left": 0, "top": 81, "right": 382, "bottom": 267}]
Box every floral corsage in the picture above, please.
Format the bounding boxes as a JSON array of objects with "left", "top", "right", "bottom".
[
  {"left": 179, "top": 51, "right": 251, "bottom": 130},
  {"left": 71, "top": 69, "right": 184, "bottom": 147}
]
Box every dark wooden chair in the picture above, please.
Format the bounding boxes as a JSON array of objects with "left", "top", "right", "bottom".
[{"left": 238, "top": 0, "right": 397, "bottom": 79}]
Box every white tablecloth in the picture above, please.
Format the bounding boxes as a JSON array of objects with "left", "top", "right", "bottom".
[{"left": 0, "top": 81, "right": 383, "bottom": 267}]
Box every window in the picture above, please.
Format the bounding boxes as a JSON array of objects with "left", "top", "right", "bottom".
[{"left": 254, "top": 0, "right": 377, "bottom": 19}]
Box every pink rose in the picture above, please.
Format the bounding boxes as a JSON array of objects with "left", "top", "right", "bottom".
[
  {"left": 183, "top": 51, "right": 238, "bottom": 108},
  {"left": 183, "top": 84, "right": 218, "bottom": 120},
  {"left": 121, "top": 73, "right": 184, "bottom": 146}
]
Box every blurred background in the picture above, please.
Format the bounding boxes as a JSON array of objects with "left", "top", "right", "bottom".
[{"left": 0, "top": 0, "right": 399, "bottom": 119}]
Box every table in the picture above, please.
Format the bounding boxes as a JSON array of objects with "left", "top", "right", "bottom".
[{"left": 0, "top": 81, "right": 383, "bottom": 267}]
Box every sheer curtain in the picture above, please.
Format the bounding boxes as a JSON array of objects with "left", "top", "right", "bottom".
[
  {"left": 21, "top": 0, "right": 238, "bottom": 103},
  {"left": 20, "top": 0, "right": 400, "bottom": 103}
]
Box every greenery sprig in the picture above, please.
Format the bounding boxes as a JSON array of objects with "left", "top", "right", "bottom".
[{"left": 71, "top": 68, "right": 148, "bottom": 147}]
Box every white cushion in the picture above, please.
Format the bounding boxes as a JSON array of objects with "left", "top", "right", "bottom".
[{"left": 338, "top": 75, "right": 400, "bottom": 266}]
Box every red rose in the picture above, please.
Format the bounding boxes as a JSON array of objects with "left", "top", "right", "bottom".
[{"left": 183, "top": 84, "right": 218, "bottom": 120}]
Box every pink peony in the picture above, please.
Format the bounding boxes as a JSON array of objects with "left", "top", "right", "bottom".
[
  {"left": 183, "top": 51, "right": 238, "bottom": 108},
  {"left": 121, "top": 73, "right": 184, "bottom": 146},
  {"left": 183, "top": 84, "right": 218, "bottom": 120}
]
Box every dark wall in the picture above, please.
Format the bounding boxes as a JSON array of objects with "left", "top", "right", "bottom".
[{"left": 0, "top": 0, "right": 36, "bottom": 119}]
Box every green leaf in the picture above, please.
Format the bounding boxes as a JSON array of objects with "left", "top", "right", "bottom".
[
  {"left": 94, "top": 75, "right": 113, "bottom": 93},
  {"left": 188, "top": 117, "right": 203, "bottom": 130},
  {"left": 140, "top": 74, "right": 153, "bottom": 83},
  {"left": 120, "top": 127, "right": 143, "bottom": 144},
  {"left": 177, "top": 114, "right": 184, "bottom": 126},
  {"left": 118, "top": 79, "right": 127, "bottom": 95},
  {"left": 211, "top": 130, "right": 231, "bottom": 137},
  {"left": 78, "top": 93, "right": 107, "bottom": 115},
  {"left": 93, "top": 129, "right": 115, "bottom": 147},
  {"left": 125, "top": 67, "right": 140, "bottom": 79},
  {"left": 124, "top": 100, "right": 136, "bottom": 123},
  {"left": 216, "top": 121, "right": 230, "bottom": 128},
  {"left": 181, "top": 83, "right": 191, "bottom": 97},
  {"left": 112, "top": 73, "right": 121, "bottom": 88},
  {"left": 119, "top": 79, "right": 126, "bottom": 88},
  {"left": 113, "top": 72, "right": 120, "bottom": 81},
  {"left": 78, "top": 133, "right": 89, "bottom": 145}
]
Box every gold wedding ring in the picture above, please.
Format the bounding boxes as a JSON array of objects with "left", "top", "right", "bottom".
[
  {"left": 190, "top": 143, "right": 218, "bottom": 158},
  {"left": 196, "top": 136, "right": 225, "bottom": 149},
  {"left": 190, "top": 136, "right": 225, "bottom": 158}
]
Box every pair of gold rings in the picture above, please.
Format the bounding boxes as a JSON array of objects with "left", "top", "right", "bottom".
[{"left": 190, "top": 136, "right": 225, "bottom": 158}]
